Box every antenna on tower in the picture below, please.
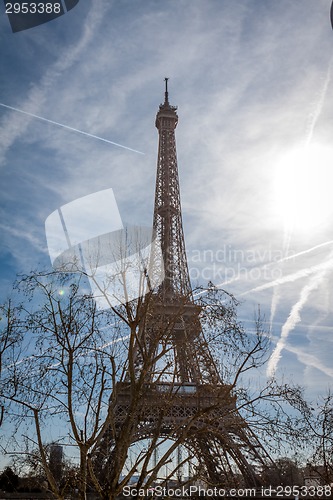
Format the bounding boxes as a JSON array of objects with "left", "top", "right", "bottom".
[{"left": 164, "top": 77, "right": 169, "bottom": 104}]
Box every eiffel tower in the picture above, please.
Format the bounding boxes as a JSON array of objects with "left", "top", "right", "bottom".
[{"left": 95, "top": 80, "right": 273, "bottom": 489}]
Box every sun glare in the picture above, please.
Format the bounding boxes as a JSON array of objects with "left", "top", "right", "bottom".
[{"left": 274, "top": 143, "right": 333, "bottom": 233}]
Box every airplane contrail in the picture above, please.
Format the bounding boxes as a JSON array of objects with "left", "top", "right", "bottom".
[
  {"left": 240, "top": 241, "right": 333, "bottom": 296},
  {"left": 192, "top": 240, "right": 333, "bottom": 299},
  {"left": 267, "top": 261, "right": 332, "bottom": 377},
  {"left": 280, "top": 342, "right": 333, "bottom": 379},
  {"left": 267, "top": 241, "right": 333, "bottom": 335},
  {"left": 0, "top": 102, "right": 144, "bottom": 155},
  {"left": 305, "top": 57, "right": 333, "bottom": 146},
  {"left": 269, "top": 287, "right": 280, "bottom": 332},
  {"left": 276, "top": 239, "right": 333, "bottom": 263},
  {"left": 241, "top": 257, "right": 333, "bottom": 296}
]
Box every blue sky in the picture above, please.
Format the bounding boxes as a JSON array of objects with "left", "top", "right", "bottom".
[{"left": 0, "top": 0, "right": 333, "bottom": 406}]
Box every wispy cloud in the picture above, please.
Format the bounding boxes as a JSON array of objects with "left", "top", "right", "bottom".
[
  {"left": 1, "top": 0, "right": 333, "bottom": 395},
  {"left": 0, "top": 222, "right": 47, "bottom": 255},
  {"left": 0, "top": 3, "right": 108, "bottom": 167}
]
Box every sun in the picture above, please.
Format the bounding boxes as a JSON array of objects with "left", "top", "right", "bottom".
[{"left": 274, "top": 143, "right": 333, "bottom": 234}]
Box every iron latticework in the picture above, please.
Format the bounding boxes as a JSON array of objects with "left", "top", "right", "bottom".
[
  {"left": 153, "top": 78, "right": 191, "bottom": 299},
  {"left": 95, "top": 81, "right": 274, "bottom": 489},
  {"left": 144, "top": 79, "right": 222, "bottom": 386}
]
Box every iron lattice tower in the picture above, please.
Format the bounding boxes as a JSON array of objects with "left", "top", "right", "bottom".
[
  {"left": 143, "top": 80, "right": 273, "bottom": 483},
  {"left": 96, "top": 81, "right": 274, "bottom": 489},
  {"left": 146, "top": 78, "right": 221, "bottom": 385},
  {"left": 153, "top": 78, "right": 191, "bottom": 299}
]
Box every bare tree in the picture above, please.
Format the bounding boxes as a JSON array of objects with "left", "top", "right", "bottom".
[
  {"left": 302, "top": 392, "right": 333, "bottom": 485},
  {"left": 1, "top": 269, "right": 198, "bottom": 499},
  {"left": 1, "top": 270, "right": 309, "bottom": 500},
  {"left": 1, "top": 271, "right": 124, "bottom": 499},
  {"left": 198, "top": 286, "right": 309, "bottom": 453},
  {"left": 0, "top": 300, "right": 25, "bottom": 428}
]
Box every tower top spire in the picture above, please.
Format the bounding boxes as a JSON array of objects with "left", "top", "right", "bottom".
[
  {"left": 157, "top": 77, "right": 177, "bottom": 116},
  {"left": 164, "top": 77, "right": 169, "bottom": 105}
]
